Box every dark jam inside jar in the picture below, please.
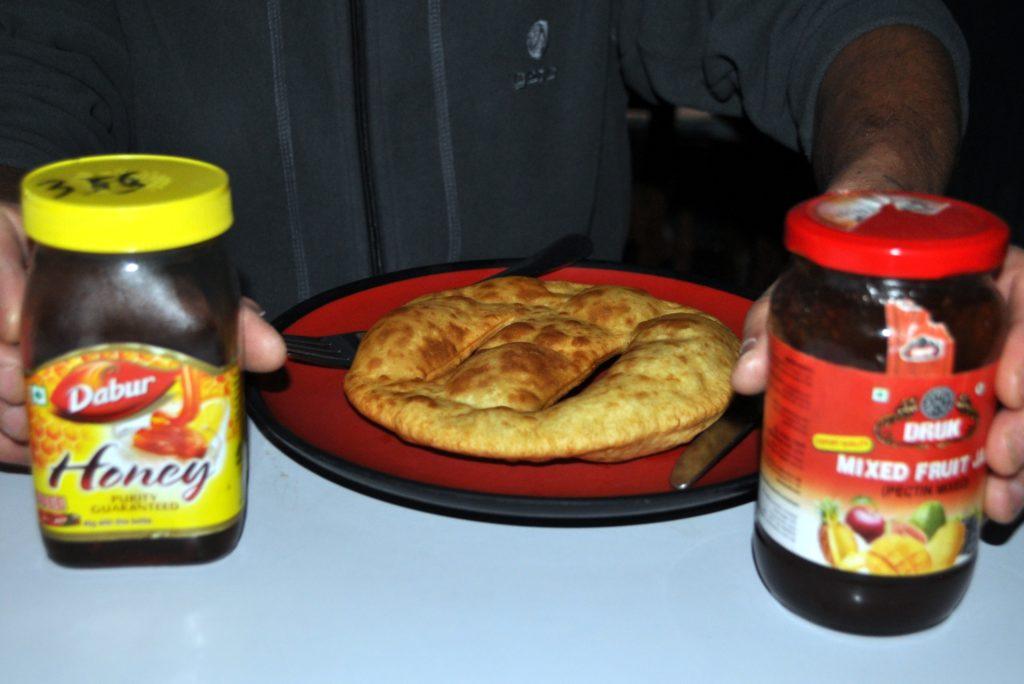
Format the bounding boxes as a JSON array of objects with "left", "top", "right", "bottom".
[
  {"left": 753, "top": 256, "right": 1004, "bottom": 634},
  {"left": 21, "top": 237, "right": 243, "bottom": 567}
]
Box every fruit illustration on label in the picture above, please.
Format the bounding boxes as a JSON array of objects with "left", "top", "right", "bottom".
[
  {"left": 927, "top": 520, "right": 966, "bottom": 570},
  {"left": 845, "top": 500, "right": 886, "bottom": 543},
  {"left": 819, "top": 498, "right": 859, "bottom": 567},
  {"left": 910, "top": 500, "right": 947, "bottom": 539},
  {"left": 887, "top": 519, "right": 928, "bottom": 543},
  {"left": 811, "top": 497, "right": 969, "bottom": 575},
  {"left": 866, "top": 534, "right": 932, "bottom": 575}
]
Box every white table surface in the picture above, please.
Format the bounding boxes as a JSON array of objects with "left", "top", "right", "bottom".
[{"left": 1, "top": 424, "right": 1021, "bottom": 684}]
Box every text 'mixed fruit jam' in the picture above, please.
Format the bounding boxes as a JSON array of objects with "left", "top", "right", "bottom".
[
  {"left": 753, "top": 191, "right": 1009, "bottom": 634},
  {"left": 20, "top": 155, "right": 246, "bottom": 567}
]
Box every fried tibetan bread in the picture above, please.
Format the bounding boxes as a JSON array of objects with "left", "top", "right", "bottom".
[{"left": 343, "top": 277, "right": 740, "bottom": 462}]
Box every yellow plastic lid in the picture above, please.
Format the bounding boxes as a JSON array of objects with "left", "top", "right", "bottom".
[{"left": 21, "top": 154, "right": 233, "bottom": 253}]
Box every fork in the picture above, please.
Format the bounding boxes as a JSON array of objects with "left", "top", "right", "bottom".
[{"left": 283, "top": 233, "right": 594, "bottom": 368}]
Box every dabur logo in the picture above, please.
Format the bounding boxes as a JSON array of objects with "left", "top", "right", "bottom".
[
  {"left": 875, "top": 386, "right": 978, "bottom": 447},
  {"left": 51, "top": 361, "right": 178, "bottom": 422}
]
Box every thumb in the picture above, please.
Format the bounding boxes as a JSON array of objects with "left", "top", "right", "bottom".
[
  {"left": 238, "top": 298, "right": 286, "bottom": 373},
  {"left": 731, "top": 289, "right": 771, "bottom": 395},
  {"left": 0, "top": 203, "right": 27, "bottom": 344}
]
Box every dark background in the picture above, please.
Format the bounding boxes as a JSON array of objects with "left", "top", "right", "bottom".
[{"left": 623, "top": 1, "right": 1024, "bottom": 295}]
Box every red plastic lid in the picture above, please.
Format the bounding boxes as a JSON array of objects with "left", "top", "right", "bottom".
[{"left": 785, "top": 192, "right": 1009, "bottom": 278}]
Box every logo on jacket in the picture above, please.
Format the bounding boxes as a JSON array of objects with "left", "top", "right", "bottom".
[
  {"left": 515, "top": 19, "right": 556, "bottom": 90},
  {"left": 527, "top": 20, "right": 549, "bottom": 60}
]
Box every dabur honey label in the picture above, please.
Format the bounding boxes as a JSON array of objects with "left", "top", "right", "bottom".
[
  {"left": 26, "top": 345, "right": 245, "bottom": 541},
  {"left": 757, "top": 300, "right": 995, "bottom": 576}
]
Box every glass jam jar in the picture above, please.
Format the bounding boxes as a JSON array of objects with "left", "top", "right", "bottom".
[
  {"left": 753, "top": 191, "right": 1009, "bottom": 634},
  {"left": 20, "top": 155, "right": 246, "bottom": 567}
]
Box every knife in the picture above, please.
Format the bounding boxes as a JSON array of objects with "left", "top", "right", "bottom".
[
  {"left": 480, "top": 233, "right": 593, "bottom": 281},
  {"left": 669, "top": 394, "right": 762, "bottom": 490}
]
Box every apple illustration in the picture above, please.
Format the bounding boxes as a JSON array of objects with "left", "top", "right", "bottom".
[{"left": 845, "top": 505, "right": 886, "bottom": 542}]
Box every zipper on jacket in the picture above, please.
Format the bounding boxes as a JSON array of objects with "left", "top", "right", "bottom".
[{"left": 349, "top": 0, "right": 384, "bottom": 275}]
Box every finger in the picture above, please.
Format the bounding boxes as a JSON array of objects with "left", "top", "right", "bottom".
[
  {"left": 985, "top": 406, "right": 1024, "bottom": 478},
  {"left": 0, "top": 204, "right": 28, "bottom": 344},
  {"left": 731, "top": 292, "right": 771, "bottom": 395},
  {"left": 995, "top": 321, "right": 1024, "bottom": 411},
  {"left": 984, "top": 470, "right": 1024, "bottom": 524},
  {"left": 0, "top": 401, "right": 27, "bottom": 442},
  {"left": 239, "top": 299, "right": 286, "bottom": 373},
  {"left": 0, "top": 342, "right": 24, "bottom": 405},
  {"left": 995, "top": 252, "right": 1024, "bottom": 409},
  {"left": 0, "top": 429, "right": 29, "bottom": 467},
  {"left": 994, "top": 244, "right": 1024, "bottom": 298}
]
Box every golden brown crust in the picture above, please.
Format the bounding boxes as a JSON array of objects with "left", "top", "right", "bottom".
[{"left": 343, "top": 277, "right": 739, "bottom": 462}]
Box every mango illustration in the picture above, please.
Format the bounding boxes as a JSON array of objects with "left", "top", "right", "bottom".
[
  {"left": 926, "top": 520, "right": 966, "bottom": 570},
  {"left": 866, "top": 534, "right": 932, "bottom": 575},
  {"left": 837, "top": 551, "right": 868, "bottom": 573}
]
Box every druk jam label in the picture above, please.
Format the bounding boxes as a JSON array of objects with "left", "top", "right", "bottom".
[
  {"left": 27, "top": 345, "right": 244, "bottom": 541},
  {"left": 757, "top": 301, "right": 994, "bottom": 576}
]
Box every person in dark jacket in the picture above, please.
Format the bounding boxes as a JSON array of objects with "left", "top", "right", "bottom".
[{"left": 0, "top": 1, "right": 1021, "bottom": 523}]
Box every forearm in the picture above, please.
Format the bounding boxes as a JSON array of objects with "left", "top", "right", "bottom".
[{"left": 812, "top": 25, "right": 961, "bottom": 194}]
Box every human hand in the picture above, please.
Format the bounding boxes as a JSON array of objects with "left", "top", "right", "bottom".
[
  {"left": 0, "top": 201, "right": 29, "bottom": 466},
  {"left": 239, "top": 298, "right": 287, "bottom": 373},
  {"left": 982, "top": 246, "right": 1024, "bottom": 522},
  {"left": 0, "top": 201, "right": 286, "bottom": 468}
]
